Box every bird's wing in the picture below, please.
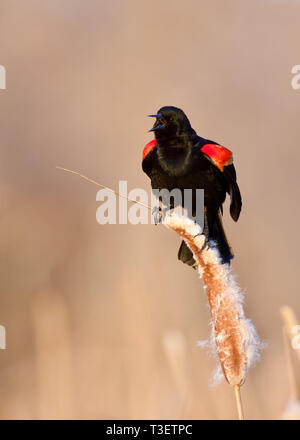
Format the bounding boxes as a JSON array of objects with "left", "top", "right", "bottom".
[
  {"left": 200, "top": 143, "right": 233, "bottom": 171},
  {"left": 142, "top": 139, "right": 157, "bottom": 176},
  {"left": 200, "top": 143, "right": 242, "bottom": 221}
]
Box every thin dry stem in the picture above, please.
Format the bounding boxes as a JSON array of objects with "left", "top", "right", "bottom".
[
  {"left": 234, "top": 385, "right": 244, "bottom": 420},
  {"left": 56, "top": 166, "right": 151, "bottom": 210}
]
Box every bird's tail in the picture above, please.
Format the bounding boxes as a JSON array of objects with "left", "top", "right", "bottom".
[{"left": 178, "top": 210, "right": 234, "bottom": 267}]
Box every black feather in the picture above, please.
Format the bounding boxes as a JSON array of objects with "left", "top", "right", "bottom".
[{"left": 223, "top": 164, "right": 242, "bottom": 222}]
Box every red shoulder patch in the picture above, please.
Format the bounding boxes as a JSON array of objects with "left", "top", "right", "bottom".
[
  {"left": 201, "top": 143, "right": 233, "bottom": 171},
  {"left": 142, "top": 139, "right": 157, "bottom": 161}
]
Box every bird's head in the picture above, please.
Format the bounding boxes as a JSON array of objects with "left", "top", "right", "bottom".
[{"left": 148, "top": 106, "right": 194, "bottom": 141}]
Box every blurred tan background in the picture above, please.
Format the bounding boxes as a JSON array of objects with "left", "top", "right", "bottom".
[{"left": 0, "top": 0, "right": 300, "bottom": 419}]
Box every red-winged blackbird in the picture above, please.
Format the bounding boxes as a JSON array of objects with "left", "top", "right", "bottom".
[{"left": 142, "top": 106, "right": 242, "bottom": 267}]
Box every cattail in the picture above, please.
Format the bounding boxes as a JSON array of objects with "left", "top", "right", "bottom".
[{"left": 163, "top": 212, "right": 264, "bottom": 419}]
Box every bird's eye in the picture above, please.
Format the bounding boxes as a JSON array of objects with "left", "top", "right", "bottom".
[{"left": 169, "top": 117, "right": 173, "bottom": 121}]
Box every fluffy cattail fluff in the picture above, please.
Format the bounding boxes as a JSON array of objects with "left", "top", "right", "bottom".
[{"left": 163, "top": 212, "right": 264, "bottom": 386}]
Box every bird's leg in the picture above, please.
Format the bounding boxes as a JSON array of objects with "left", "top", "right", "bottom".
[
  {"left": 200, "top": 208, "right": 210, "bottom": 251},
  {"left": 152, "top": 199, "right": 163, "bottom": 225},
  {"left": 193, "top": 207, "right": 210, "bottom": 252}
]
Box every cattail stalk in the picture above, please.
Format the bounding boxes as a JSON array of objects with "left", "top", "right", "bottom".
[{"left": 234, "top": 385, "right": 244, "bottom": 420}]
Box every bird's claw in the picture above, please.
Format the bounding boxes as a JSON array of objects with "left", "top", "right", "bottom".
[
  {"left": 152, "top": 206, "right": 163, "bottom": 225},
  {"left": 193, "top": 212, "right": 209, "bottom": 253}
]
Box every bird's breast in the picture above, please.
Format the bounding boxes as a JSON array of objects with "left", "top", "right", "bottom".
[{"left": 157, "top": 144, "right": 192, "bottom": 177}]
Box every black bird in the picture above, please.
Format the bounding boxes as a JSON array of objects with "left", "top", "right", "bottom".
[{"left": 142, "top": 106, "right": 242, "bottom": 267}]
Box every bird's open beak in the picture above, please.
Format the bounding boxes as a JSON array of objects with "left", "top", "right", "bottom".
[
  {"left": 148, "top": 113, "right": 164, "bottom": 132},
  {"left": 148, "top": 125, "right": 165, "bottom": 132},
  {"left": 148, "top": 113, "right": 162, "bottom": 118}
]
